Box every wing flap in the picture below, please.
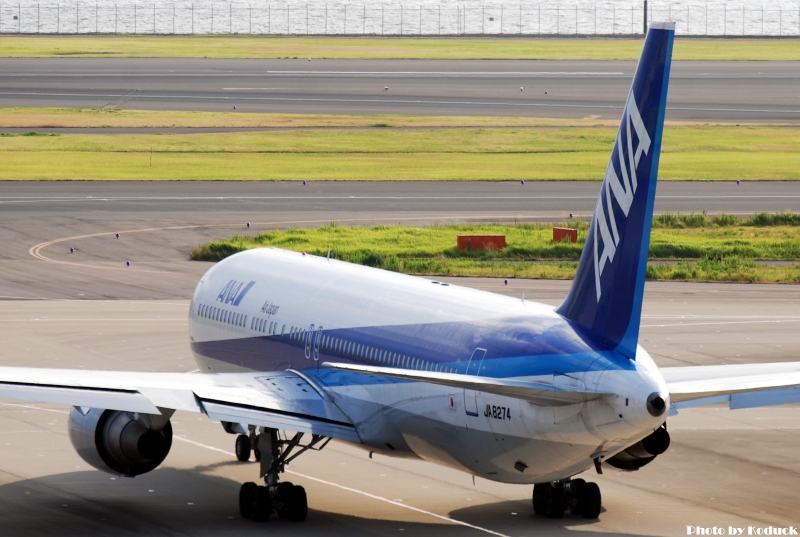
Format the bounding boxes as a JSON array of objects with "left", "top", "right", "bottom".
[{"left": 322, "top": 362, "right": 612, "bottom": 406}]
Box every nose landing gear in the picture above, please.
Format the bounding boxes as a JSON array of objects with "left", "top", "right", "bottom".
[
  {"left": 532, "top": 479, "right": 602, "bottom": 519},
  {"left": 233, "top": 427, "right": 329, "bottom": 523}
]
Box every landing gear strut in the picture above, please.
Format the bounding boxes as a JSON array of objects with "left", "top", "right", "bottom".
[
  {"left": 532, "top": 479, "right": 601, "bottom": 519},
  {"left": 236, "top": 427, "right": 330, "bottom": 523}
]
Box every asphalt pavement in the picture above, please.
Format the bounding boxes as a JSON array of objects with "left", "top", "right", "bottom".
[{"left": 1, "top": 58, "right": 798, "bottom": 122}]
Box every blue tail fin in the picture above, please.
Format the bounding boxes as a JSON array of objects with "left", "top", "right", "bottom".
[{"left": 557, "top": 22, "right": 674, "bottom": 360}]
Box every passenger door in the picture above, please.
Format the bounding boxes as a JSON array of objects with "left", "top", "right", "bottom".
[{"left": 463, "top": 348, "right": 487, "bottom": 416}]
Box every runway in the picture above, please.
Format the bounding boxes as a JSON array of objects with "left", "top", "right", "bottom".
[
  {"left": 1, "top": 58, "right": 798, "bottom": 122},
  {"left": 0, "top": 175, "right": 799, "bottom": 536}
]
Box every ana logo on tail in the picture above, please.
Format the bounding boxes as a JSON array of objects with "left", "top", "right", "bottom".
[{"left": 593, "top": 93, "right": 652, "bottom": 301}]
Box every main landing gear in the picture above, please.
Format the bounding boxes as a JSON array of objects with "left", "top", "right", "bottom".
[
  {"left": 232, "top": 426, "right": 330, "bottom": 523},
  {"left": 532, "top": 479, "right": 601, "bottom": 519}
]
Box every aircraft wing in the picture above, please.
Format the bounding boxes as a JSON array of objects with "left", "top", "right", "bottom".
[
  {"left": 661, "top": 361, "right": 800, "bottom": 409},
  {"left": 322, "top": 362, "right": 613, "bottom": 406},
  {"left": 0, "top": 367, "right": 360, "bottom": 443}
]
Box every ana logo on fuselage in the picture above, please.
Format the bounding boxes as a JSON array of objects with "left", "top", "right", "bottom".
[
  {"left": 592, "top": 93, "right": 651, "bottom": 301},
  {"left": 216, "top": 280, "right": 256, "bottom": 306}
]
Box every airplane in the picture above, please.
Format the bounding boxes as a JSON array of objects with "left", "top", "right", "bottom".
[{"left": 2, "top": 20, "right": 800, "bottom": 524}]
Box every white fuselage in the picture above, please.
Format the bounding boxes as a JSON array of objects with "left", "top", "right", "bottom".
[{"left": 189, "top": 248, "right": 669, "bottom": 484}]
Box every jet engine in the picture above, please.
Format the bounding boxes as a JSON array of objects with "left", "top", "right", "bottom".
[
  {"left": 606, "top": 424, "right": 670, "bottom": 471},
  {"left": 68, "top": 407, "right": 173, "bottom": 477}
]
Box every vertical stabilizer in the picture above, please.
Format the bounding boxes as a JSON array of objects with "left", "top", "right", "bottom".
[{"left": 557, "top": 22, "right": 674, "bottom": 360}]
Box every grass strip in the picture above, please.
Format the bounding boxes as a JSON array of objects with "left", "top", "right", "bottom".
[
  {"left": 1, "top": 124, "right": 799, "bottom": 180},
  {"left": 190, "top": 215, "right": 800, "bottom": 283},
  {"left": 1, "top": 36, "right": 799, "bottom": 61},
  {"left": 0, "top": 108, "right": 625, "bottom": 129}
]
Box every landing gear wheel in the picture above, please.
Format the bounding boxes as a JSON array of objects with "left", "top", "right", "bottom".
[
  {"left": 251, "top": 486, "right": 272, "bottom": 522},
  {"left": 235, "top": 434, "right": 251, "bottom": 462},
  {"left": 568, "top": 478, "right": 586, "bottom": 514},
  {"left": 579, "top": 482, "right": 602, "bottom": 519},
  {"left": 253, "top": 436, "right": 261, "bottom": 462},
  {"left": 276, "top": 482, "right": 295, "bottom": 520},
  {"left": 532, "top": 483, "right": 547, "bottom": 515},
  {"left": 543, "top": 483, "right": 565, "bottom": 518},
  {"left": 285, "top": 485, "right": 308, "bottom": 522},
  {"left": 239, "top": 482, "right": 257, "bottom": 519}
]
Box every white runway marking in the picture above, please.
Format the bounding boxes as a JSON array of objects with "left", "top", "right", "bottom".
[
  {"left": 3, "top": 194, "right": 800, "bottom": 205},
  {"left": 642, "top": 319, "right": 800, "bottom": 328},
  {"left": 173, "top": 436, "right": 512, "bottom": 537}
]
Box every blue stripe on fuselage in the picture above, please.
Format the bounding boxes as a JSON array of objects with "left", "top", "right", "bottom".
[{"left": 191, "top": 314, "right": 635, "bottom": 385}]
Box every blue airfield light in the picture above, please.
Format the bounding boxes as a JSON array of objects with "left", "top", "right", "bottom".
[
  {"left": 570, "top": 213, "right": 574, "bottom": 218},
  {"left": 126, "top": 261, "right": 131, "bottom": 267},
  {"left": 70, "top": 247, "right": 74, "bottom": 253},
  {"left": 504, "top": 279, "right": 508, "bottom": 286},
  {"left": 115, "top": 233, "right": 120, "bottom": 239},
  {"left": 520, "top": 180, "right": 525, "bottom": 185},
  {"left": 247, "top": 222, "right": 251, "bottom": 228}
]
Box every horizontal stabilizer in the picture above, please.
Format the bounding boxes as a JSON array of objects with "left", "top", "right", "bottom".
[
  {"left": 662, "top": 361, "right": 800, "bottom": 409},
  {"left": 322, "top": 362, "right": 612, "bottom": 406}
]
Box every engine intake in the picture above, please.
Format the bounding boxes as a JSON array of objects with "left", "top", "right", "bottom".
[
  {"left": 606, "top": 424, "right": 670, "bottom": 471},
  {"left": 68, "top": 407, "right": 173, "bottom": 477}
]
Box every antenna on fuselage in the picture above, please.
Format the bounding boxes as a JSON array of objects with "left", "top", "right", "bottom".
[{"left": 521, "top": 292, "right": 525, "bottom": 305}]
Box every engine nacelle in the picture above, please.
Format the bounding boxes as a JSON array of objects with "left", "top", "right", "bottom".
[
  {"left": 606, "top": 424, "right": 670, "bottom": 471},
  {"left": 68, "top": 407, "right": 173, "bottom": 477}
]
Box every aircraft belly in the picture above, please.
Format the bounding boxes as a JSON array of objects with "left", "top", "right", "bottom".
[{"left": 330, "top": 382, "right": 604, "bottom": 484}]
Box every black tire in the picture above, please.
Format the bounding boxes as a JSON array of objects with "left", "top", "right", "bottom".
[
  {"left": 239, "top": 482, "right": 257, "bottom": 519},
  {"left": 532, "top": 484, "right": 547, "bottom": 515},
  {"left": 235, "top": 435, "right": 251, "bottom": 462},
  {"left": 276, "top": 482, "right": 295, "bottom": 520},
  {"left": 251, "top": 486, "right": 272, "bottom": 522},
  {"left": 253, "top": 437, "right": 261, "bottom": 462},
  {"left": 580, "top": 482, "right": 602, "bottom": 519},
  {"left": 285, "top": 485, "right": 308, "bottom": 522},
  {"left": 568, "top": 478, "right": 586, "bottom": 514},
  {"left": 543, "top": 483, "right": 565, "bottom": 519}
]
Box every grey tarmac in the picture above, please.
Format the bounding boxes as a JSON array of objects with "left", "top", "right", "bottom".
[
  {"left": 0, "top": 58, "right": 798, "bottom": 122},
  {"left": 0, "top": 178, "right": 799, "bottom": 536}
]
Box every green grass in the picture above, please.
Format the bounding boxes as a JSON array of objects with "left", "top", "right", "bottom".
[
  {"left": 2, "top": 123, "right": 799, "bottom": 180},
  {"left": 0, "top": 36, "right": 799, "bottom": 60},
  {"left": 0, "top": 108, "right": 601, "bottom": 129},
  {"left": 190, "top": 215, "right": 800, "bottom": 283}
]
